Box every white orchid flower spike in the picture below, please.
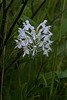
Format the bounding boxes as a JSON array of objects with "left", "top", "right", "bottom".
[{"left": 15, "top": 20, "right": 53, "bottom": 57}]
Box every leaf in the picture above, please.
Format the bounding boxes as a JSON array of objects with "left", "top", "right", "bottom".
[
  {"left": 44, "top": 70, "right": 67, "bottom": 80},
  {"left": 56, "top": 70, "right": 67, "bottom": 79}
]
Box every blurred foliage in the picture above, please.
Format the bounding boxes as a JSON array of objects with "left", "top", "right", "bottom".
[{"left": 0, "top": 0, "right": 67, "bottom": 100}]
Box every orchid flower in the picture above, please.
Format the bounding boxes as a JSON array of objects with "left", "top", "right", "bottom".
[{"left": 15, "top": 20, "right": 53, "bottom": 57}]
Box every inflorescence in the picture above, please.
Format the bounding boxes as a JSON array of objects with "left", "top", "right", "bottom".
[{"left": 15, "top": 20, "right": 53, "bottom": 57}]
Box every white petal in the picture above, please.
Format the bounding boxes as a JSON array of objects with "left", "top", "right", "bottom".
[
  {"left": 25, "top": 49, "right": 29, "bottom": 54},
  {"left": 37, "top": 20, "right": 47, "bottom": 31},
  {"left": 42, "top": 45, "right": 45, "bottom": 51},
  {"left": 43, "top": 50, "right": 48, "bottom": 56},
  {"left": 26, "top": 20, "right": 29, "bottom": 24},
  {"left": 23, "top": 52, "right": 25, "bottom": 57},
  {"left": 39, "top": 42, "right": 43, "bottom": 47},
  {"left": 15, "top": 40, "right": 18, "bottom": 43}
]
